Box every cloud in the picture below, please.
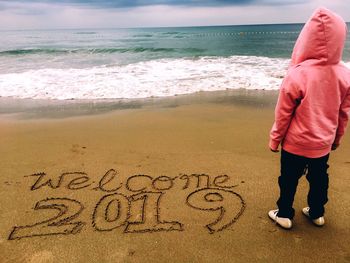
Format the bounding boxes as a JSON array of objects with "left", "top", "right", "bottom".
[
  {"left": 0, "top": 0, "right": 307, "bottom": 20},
  {"left": 0, "top": 0, "right": 305, "bottom": 9},
  {"left": 0, "top": 2, "right": 53, "bottom": 15},
  {"left": 0, "top": 0, "right": 348, "bottom": 30}
]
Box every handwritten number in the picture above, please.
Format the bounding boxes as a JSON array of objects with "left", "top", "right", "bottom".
[
  {"left": 8, "top": 198, "right": 85, "bottom": 240},
  {"left": 186, "top": 188, "right": 245, "bottom": 233},
  {"left": 125, "top": 192, "right": 184, "bottom": 233},
  {"left": 92, "top": 193, "right": 129, "bottom": 231}
]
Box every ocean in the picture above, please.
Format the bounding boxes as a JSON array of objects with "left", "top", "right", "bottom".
[{"left": 0, "top": 24, "right": 349, "bottom": 100}]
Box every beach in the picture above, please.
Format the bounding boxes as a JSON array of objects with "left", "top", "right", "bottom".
[{"left": 1, "top": 90, "right": 350, "bottom": 263}]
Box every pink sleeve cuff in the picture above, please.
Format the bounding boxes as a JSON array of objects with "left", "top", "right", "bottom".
[
  {"left": 269, "top": 139, "right": 280, "bottom": 151},
  {"left": 334, "top": 135, "right": 342, "bottom": 145}
]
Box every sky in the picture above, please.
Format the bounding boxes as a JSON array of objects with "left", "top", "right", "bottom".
[{"left": 0, "top": 0, "right": 349, "bottom": 30}]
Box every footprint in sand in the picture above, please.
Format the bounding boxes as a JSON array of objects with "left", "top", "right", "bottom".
[
  {"left": 109, "top": 248, "right": 136, "bottom": 262},
  {"left": 71, "top": 144, "right": 87, "bottom": 155},
  {"left": 3, "top": 181, "right": 20, "bottom": 186},
  {"left": 29, "top": 251, "right": 54, "bottom": 263}
]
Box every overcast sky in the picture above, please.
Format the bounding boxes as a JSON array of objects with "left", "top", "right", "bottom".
[{"left": 0, "top": 0, "right": 349, "bottom": 30}]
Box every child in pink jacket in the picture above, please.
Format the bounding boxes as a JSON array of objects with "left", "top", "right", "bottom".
[{"left": 268, "top": 7, "right": 350, "bottom": 229}]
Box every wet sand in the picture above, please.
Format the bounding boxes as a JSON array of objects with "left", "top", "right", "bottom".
[{"left": 1, "top": 90, "right": 349, "bottom": 263}]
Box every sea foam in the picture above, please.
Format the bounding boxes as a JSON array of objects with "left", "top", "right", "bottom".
[{"left": 0, "top": 56, "right": 289, "bottom": 100}]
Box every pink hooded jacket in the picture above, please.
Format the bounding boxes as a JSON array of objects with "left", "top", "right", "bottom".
[{"left": 269, "top": 7, "right": 350, "bottom": 158}]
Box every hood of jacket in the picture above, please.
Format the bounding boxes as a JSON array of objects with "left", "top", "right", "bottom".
[{"left": 291, "top": 7, "right": 347, "bottom": 66}]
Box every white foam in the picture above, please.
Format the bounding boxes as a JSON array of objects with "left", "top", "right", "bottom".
[{"left": 0, "top": 56, "right": 289, "bottom": 100}]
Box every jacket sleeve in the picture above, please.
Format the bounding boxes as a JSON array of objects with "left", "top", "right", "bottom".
[
  {"left": 269, "top": 73, "right": 302, "bottom": 151},
  {"left": 334, "top": 89, "right": 350, "bottom": 145}
]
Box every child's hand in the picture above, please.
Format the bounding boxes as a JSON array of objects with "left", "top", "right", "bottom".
[
  {"left": 270, "top": 148, "right": 279, "bottom": 153},
  {"left": 331, "top": 143, "right": 339, "bottom": 151}
]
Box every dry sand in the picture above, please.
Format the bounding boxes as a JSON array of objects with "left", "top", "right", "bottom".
[{"left": 0, "top": 90, "right": 349, "bottom": 263}]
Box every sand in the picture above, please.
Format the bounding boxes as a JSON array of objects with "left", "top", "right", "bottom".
[{"left": 1, "top": 90, "right": 349, "bottom": 263}]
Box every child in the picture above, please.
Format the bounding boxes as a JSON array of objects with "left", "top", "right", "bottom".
[{"left": 268, "top": 7, "right": 350, "bottom": 229}]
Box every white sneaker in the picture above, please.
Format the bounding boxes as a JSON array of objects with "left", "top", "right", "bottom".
[
  {"left": 268, "top": 209, "right": 292, "bottom": 229},
  {"left": 302, "top": 207, "right": 325, "bottom": 226}
]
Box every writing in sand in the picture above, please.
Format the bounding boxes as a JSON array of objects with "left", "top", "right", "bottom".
[{"left": 8, "top": 169, "right": 246, "bottom": 240}]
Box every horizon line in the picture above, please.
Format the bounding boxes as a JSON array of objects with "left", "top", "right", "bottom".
[
  {"left": 2, "top": 21, "right": 349, "bottom": 32},
  {"left": 0, "top": 22, "right": 307, "bottom": 32}
]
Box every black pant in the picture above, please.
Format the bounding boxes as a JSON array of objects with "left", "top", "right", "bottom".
[{"left": 277, "top": 150, "right": 329, "bottom": 219}]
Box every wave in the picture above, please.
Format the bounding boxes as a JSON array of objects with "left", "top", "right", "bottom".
[
  {"left": 162, "top": 32, "right": 181, "bottom": 35},
  {"left": 0, "top": 49, "right": 70, "bottom": 55},
  {"left": 74, "top": 32, "right": 97, "bottom": 35},
  {"left": 0, "top": 55, "right": 289, "bottom": 100},
  {"left": 134, "top": 34, "right": 154, "bottom": 38},
  {"left": 0, "top": 47, "right": 206, "bottom": 56}
]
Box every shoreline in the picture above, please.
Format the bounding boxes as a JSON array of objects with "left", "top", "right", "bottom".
[{"left": 0, "top": 89, "right": 278, "bottom": 120}]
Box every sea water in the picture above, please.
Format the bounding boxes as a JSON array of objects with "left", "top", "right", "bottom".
[{"left": 0, "top": 24, "right": 349, "bottom": 100}]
